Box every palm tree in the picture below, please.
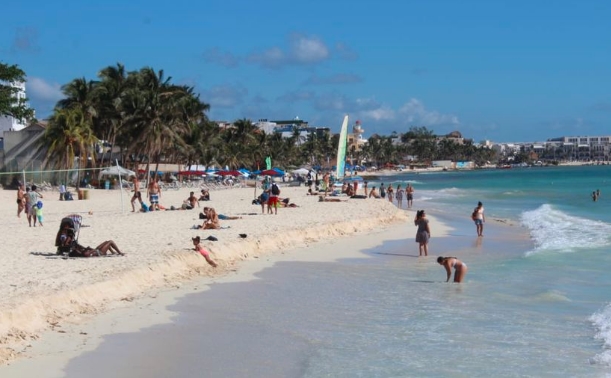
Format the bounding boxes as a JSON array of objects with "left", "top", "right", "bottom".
[
  {"left": 93, "top": 63, "right": 128, "bottom": 165},
  {"left": 42, "top": 107, "right": 98, "bottom": 184},
  {"left": 122, "top": 67, "right": 185, "bottom": 177}
]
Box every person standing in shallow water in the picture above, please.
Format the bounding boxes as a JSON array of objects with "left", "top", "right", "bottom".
[
  {"left": 473, "top": 201, "right": 485, "bottom": 237},
  {"left": 406, "top": 184, "right": 414, "bottom": 208},
  {"left": 437, "top": 256, "right": 468, "bottom": 283},
  {"left": 414, "top": 210, "right": 430, "bottom": 256},
  {"left": 396, "top": 184, "right": 404, "bottom": 208}
]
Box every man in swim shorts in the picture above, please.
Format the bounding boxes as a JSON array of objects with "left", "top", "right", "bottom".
[{"left": 148, "top": 177, "right": 161, "bottom": 211}]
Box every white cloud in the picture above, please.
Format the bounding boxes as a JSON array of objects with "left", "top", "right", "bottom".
[
  {"left": 289, "top": 34, "right": 329, "bottom": 64},
  {"left": 358, "top": 106, "right": 396, "bottom": 121},
  {"left": 26, "top": 77, "right": 63, "bottom": 102},
  {"left": 247, "top": 34, "right": 330, "bottom": 69},
  {"left": 200, "top": 84, "right": 248, "bottom": 109},
  {"left": 398, "top": 98, "right": 459, "bottom": 126},
  {"left": 247, "top": 47, "right": 286, "bottom": 69}
]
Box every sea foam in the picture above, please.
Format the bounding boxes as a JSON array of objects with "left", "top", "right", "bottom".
[
  {"left": 590, "top": 304, "right": 611, "bottom": 366},
  {"left": 521, "top": 204, "right": 611, "bottom": 255}
]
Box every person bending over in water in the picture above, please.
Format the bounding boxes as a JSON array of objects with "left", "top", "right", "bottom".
[
  {"left": 192, "top": 236, "right": 217, "bottom": 267},
  {"left": 437, "top": 256, "right": 468, "bottom": 283}
]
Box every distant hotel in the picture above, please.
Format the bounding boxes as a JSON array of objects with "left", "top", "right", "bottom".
[
  {"left": 0, "top": 82, "right": 29, "bottom": 135},
  {"left": 252, "top": 117, "right": 367, "bottom": 152},
  {"left": 492, "top": 135, "right": 611, "bottom": 161}
]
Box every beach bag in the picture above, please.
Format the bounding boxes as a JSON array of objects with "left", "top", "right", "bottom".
[
  {"left": 471, "top": 209, "right": 478, "bottom": 220},
  {"left": 271, "top": 184, "right": 280, "bottom": 195}
]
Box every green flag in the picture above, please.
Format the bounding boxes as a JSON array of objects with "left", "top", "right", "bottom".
[{"left": 265, "top": 156, "right": 272, "bottom": 170}]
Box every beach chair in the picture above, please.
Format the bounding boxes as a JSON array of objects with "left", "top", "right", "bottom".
[{"left": 55, "top": 214, "right": 83, "bottom": 255}]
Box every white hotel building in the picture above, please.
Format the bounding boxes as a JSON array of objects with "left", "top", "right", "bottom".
[{"left": 0, "top": 81, "right": 29, "bottom": 135}]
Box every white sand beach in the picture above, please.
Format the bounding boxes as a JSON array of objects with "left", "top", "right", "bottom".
[{"left": 0, "top": 183, "right": 444, "bottom": 365}]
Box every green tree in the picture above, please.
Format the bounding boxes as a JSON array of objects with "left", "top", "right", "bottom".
[
  {"left": 42, "top": 107, "right": 98, "bottom": 172},
  {"left": 0, "top": 62, "right": 35, "bottom": 121}
]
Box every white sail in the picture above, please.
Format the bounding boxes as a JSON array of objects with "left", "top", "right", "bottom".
[{"left": 335, "top": 115, "right": 349, "bottom": 180}]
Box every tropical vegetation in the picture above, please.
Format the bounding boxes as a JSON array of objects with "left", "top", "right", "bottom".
[
  {"left": 0, "top": 62, "right": 35, "bottom": 121},
  {"left": 29, "top": 62, "right": 499, "bottom": 175}
]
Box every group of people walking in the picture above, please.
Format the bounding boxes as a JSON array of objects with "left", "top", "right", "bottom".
[
  {"left": 17, "top": 184, "right": 44, "bottom": 227},
  {"left": 379, "top": 183, "right": 414, "bottom": 208}
]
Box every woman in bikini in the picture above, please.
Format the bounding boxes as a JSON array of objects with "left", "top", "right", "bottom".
[
  {"left": 437, "top": 256, "right": 468, "bottom": 283},
  {"left": 191, "top": 236, "right": 217, "bottom": 267},
  {"left": 199, "top": 207, "right": 220, "bottom": 229},
  {"left": 17, "top": 185, "right": 25, "bottom": 218},
  {"left": 71, "top": 240, "right": 125, "bottom": 257}
]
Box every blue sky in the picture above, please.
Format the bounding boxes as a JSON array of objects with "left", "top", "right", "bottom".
[{"left": 1, "top": 0, "right": 610, "bottom": 142}]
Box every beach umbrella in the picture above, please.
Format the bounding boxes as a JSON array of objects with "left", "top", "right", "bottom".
[
  {"left": 178, "top": 170, "right": 206, "bottom": 176},
  {"left": 259, "top": 169, "right": 283, "bottom": 177},
  {"left": 216, "top": 170, "right": 242, "bottom": 176},
  {"left": 238, "top": 168, "right": 252, "bottom": 176},
  {"left": 99, "top": 165, "right": 136, "bottom": 177},
  {"left": 292, "top": 168, "right": 310, "bottom": 175}
]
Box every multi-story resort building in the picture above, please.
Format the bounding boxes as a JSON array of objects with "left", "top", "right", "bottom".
[
  {"left": 0, "top": 81, "right": 28, "bottom": 136},
  {"left": 493, "top": 135, "right": 611, "bottom": 162}
]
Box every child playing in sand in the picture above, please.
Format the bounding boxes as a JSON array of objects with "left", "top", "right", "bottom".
[{"left": 191, "top": 236, "right": 217, "bottom": 267}]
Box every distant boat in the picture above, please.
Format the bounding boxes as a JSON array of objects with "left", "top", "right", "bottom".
[{"left": 335, "top": 115, "right": 349, "bottom": 181}]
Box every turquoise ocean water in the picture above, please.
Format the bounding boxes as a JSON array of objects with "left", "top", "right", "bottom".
[{"left": 65, "top": 166, "right": 611, "bottom": 377}]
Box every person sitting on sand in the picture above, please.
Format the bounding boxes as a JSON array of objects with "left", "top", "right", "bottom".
[
  {"left": 345, "top": 184, "right": 355, "bottom": 197},
  {"left": 368, "top": 186, "right": 380, "bottom": 199},
  {"left": 192, "top": 236, "right": 217, "bottom": 267},
  {"left": 69, "top": 240, "right": 125, "bottom": 257},
  {"left": 437, "top": 256, "right": 468, "bottom": 283},
  {"left": 198, "top": 207, "right": 220, "bottom": 229},
  {"left": 199, "top": 189, "right": 210, "bottom": 201},
  {"left": 183, "top": 191, "right": 199, "bottom": 210}
]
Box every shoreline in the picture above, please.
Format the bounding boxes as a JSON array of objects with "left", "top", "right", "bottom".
[
  {"left": 0, "top": 185, "right": 409, "bottom": 365},
  {"left": 0, "top": 206, "right": 457, "bottom": 377}
]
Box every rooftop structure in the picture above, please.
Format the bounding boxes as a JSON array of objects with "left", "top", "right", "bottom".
[{"left": 0, "top": 81, "right": 29, "bottom": 135}]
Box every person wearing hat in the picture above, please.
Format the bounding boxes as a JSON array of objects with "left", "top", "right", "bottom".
[{"left": 191, "top": 236, "right": 217, "bottom": 267}]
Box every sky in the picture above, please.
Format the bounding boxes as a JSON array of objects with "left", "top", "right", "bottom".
[{"left": 1, "top": 0, "right": 610, "bottom": 143}]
